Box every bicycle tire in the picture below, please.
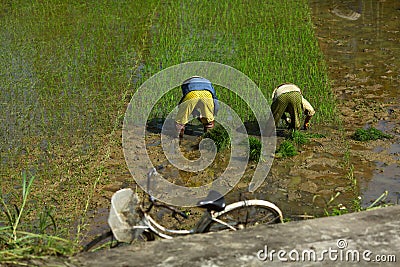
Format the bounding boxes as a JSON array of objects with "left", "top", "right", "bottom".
[
  {"left": 203, "top": 199, "right": 283, "bottom": 233},
  {"left": 82, "top": 230, "right": 114, "bottom": 252},
  {"left": 82, "top": 229, "right": 155, "bottom": 252}
]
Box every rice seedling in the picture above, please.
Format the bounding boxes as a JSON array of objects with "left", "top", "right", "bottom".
[
  {"left": 202, "top": 131, "right": 262, "bottom": 162},
  {"left": 248, "top": 136, "right": 262, "bottom": 162},
  {"left": 146, "top": 0, "right": 336, "bottom": 124},
  {"left": 352, "top": 127, "right": 393, "bottom": 141},
  {"left": 290, "top": 130, "right": 310, "bottom": 146},
  {"left": 275, "top": 130, "right": 325, "bottom": 158},
  {"left": 1, "top": 0, "right": 160, "bottom": 258},
  {"left": 275, "top": 140, "right": 298, "bottom": 158},
  {"left": 203, "top": 124, "right": 230, "bottom": 152}
]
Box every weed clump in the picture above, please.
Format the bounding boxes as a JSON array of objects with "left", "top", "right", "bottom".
[
  {"left": 203, "top": 125, "right": 230, "bottom": 152},
  {"left": 275, "top": 140, "right": 298, "bottom": 158},
  {"left": 352, "top": 127, "right": 393, "bottom": 141},
  {"left": 275, "top": 130, "right": 326, "bottom": 158}
]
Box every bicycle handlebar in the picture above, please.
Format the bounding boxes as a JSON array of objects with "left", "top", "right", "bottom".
[
  {"left": 146, "top": 168, "right": 188, "bottom": 219},
  {"left": 148, "top": 197, "right": 188, "bottom": 219}
]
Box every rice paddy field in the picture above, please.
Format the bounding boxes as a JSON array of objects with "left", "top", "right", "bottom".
[{"left": 1, "top": 0, "right": 339, "bottom": 260}]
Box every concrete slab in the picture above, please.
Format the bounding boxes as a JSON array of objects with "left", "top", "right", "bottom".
[{"left": 58, "top": 205, "right": 400, "bottom": 267}]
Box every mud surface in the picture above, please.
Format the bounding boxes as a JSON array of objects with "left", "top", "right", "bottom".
[
  {"left": 82, "top": 0, "right": 400, "bottom": 248},
  {"left": 310, "top": 0, "right": 400, "bottom": 206}
]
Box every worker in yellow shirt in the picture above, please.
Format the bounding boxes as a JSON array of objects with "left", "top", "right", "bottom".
[{"left": 175, "top": 76, "right": 219, "bottom": 138}]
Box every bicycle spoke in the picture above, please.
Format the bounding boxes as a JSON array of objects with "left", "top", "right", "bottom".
[{"left": 206, "top": 201, "right": 282, "bottom": 232}]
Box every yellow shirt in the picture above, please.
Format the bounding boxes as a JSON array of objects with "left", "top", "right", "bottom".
[{"left": 182, "top": 90, "right": 213, "bottom": 101}]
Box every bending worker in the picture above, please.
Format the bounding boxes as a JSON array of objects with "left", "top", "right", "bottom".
[
  {"left": 175, "top": 76, "right": 219, "bottom": 138},
  {"left": 270, "top": 83, "right": 315, "bottom": 130}
]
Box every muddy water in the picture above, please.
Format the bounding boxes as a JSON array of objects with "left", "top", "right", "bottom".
[{"left": 310, "top": 0, "right": 400, "bottom": 205}]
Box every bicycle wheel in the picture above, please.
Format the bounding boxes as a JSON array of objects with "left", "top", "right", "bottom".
[
  {"left": 82, "top": 229, "right": 155, "bottom": 252},
  {"left": 82, "top": 230, "right": 115, "bottom": 252},
  {"left": 204, "top": 199, "right": 283, "bottom": 233}
]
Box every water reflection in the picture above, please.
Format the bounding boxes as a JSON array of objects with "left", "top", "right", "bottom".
[{"left": 330, "top": 0, "right": 362, "bottom": 20}]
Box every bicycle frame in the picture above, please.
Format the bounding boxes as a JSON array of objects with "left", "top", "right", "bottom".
[
  {"left": 135, "top": 198, "right": 282, "bottom": 239},
  {"left": 108, "top": 169, "right": 283, "bottom": 243},
  {"left": 109, "top": 188, "right": 284, "bottom": 243},
  {"left": 87, "top": 171, "right": 283, "bottom": 251}
]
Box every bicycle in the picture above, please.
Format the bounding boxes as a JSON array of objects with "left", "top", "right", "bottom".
[{"left": 83, "top": 168, "right": 283, "bottom": 251}]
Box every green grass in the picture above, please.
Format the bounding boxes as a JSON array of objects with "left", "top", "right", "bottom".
[
  {"left": 0, "top": 173, "right": 77, "bottom": 263},
  {"left": 1, "top": 172, "right": 35, "bottom": 244},
  {"left": 315, "top": 191, "right": 392, "bottom": 217},
  {"left": 144, "top": 0, "right": 336, "bottom": 124}
]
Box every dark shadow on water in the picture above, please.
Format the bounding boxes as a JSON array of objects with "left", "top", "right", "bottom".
[
  {"left": 239, "top": 120, "right": 291, "bottom": 138},
  {"left": 146, "top": 117, "right": 204, "bottom": 137},
  {"left": 232, "top": 121, "right": 261, "bottom": 136},
  {"left": 146, "top": 118, "right": 166, "bottom": 134},
  {"left": 147, "top": 118, "right": 283, "bottom": 138},
  {"left": 243, "top": 121, "right": 261, "bottom": 136}
]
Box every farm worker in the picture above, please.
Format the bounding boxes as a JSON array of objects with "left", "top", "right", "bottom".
[
  {"left": 270, "top": 83, "right": 315, "bottom": 130},
  {"left": 175, "top": 76, "right": 219, "bottom": 138}
]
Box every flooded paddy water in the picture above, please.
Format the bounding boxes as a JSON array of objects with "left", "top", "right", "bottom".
[{"left": 310, "top": 0, "right": 400, "bottom": 206}]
